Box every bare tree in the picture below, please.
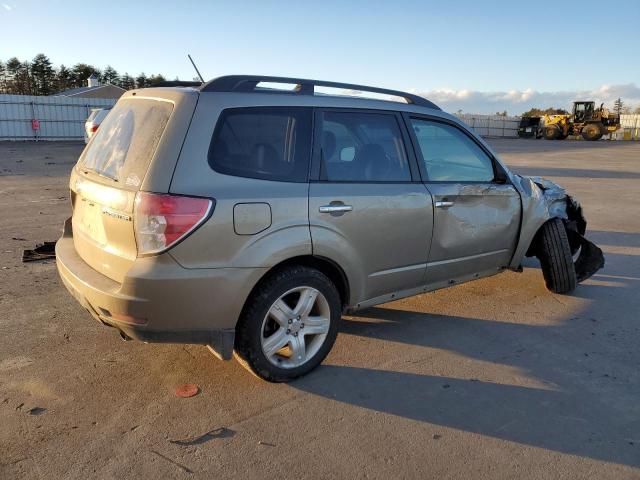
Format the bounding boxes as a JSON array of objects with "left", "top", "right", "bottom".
[{"left": 613, "top": 98, "right": 624, "bottom": 115}]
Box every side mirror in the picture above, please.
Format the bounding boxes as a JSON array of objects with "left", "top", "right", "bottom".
[{"left": 494, "top": 167, "right": 509, "bottom": 184}]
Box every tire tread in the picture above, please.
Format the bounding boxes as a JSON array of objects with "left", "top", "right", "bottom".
[{"left": 537, "top": 218, "right": 577, "bottom": 294}]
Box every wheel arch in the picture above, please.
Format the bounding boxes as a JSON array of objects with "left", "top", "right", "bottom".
[
  {"left": 525, "top": 216, "right": 565, "bottom": 257},
  {"left": 239, "top": 255, "right": 351, "bottom": 320}
]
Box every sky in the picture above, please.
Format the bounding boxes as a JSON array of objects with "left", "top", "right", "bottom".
[{"left": 1, "top": 0, "right": 639, "bottom": 114}]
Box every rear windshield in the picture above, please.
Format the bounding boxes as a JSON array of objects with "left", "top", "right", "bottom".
[{"left": 81, "top": 98, "right": 173, "bottom": 188}]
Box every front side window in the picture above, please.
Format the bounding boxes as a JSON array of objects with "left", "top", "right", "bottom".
[
  {"left": 319, "top": 111, "right": 411, "bottom": 182},
  {"left": 409, "top": 119, "right": 495, "bottom": 182},
  {"left": 208, "top": 107, "right": 312, "bottom": 182}
]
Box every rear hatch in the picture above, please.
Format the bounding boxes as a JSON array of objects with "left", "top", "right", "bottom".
[{"left": 70, "top": 89, "right": 197, "bottom": 282}]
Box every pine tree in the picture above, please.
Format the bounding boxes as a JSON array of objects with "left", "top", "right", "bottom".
[
  {"left": 5, "top": 57, "right": 22, "bottom": 93},
  {"left": 56, "top": 65, "right": 73, "bottom": 92},
  {"left": 30, "top": 53, "right": 56, "bottom": 95},
  {"left": 135, "top": 72, "right": 149, "bottom": 88},
  {"left": 71, "top": 63, "right": 101, "bottom": 87},
  {"left": 148, "top": 74, "right": 166, "bottom": 86},
  {"left": 101, "top": 65, "right": 120, "bottom": 85},
  {"left": 5, "top": 60, "right": 34, "bottom": 95},
  {"left": 120, "top": 73, "right": 136, "bottom": 90},
  {"left": 0, "top": 60, "right": 5, "bottom": 93}
]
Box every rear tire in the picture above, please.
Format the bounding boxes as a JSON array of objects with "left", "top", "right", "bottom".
[
  {"left": 234, "top": 266, "right": 341, "bottom": 382},
  {"left": 582, "top": 124, "right": 602, "bottom": 141},
  {"left": 544, "top": 125, "right": 560, "bottom": 140},
  {"left": 536, "top": 218, "right": 577, "bottom": 294}
]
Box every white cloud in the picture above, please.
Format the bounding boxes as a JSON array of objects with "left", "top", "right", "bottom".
[
  {"left": 1, "top": 3, "right": 12, "bottom": 11},
  {"left": 412, "top": 84, "right": 640, "bottom": 115}
]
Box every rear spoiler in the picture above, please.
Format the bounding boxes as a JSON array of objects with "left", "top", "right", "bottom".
[{"left": 149, "top": 80, "right": 203, "bottom": 88}]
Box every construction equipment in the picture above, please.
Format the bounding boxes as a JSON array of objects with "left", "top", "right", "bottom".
[
  {"left": 539, "top": 101, "right": 621, "bottom": 141},
  {"left": 517, "top": 116, "right": 542, "bottom": 138}
]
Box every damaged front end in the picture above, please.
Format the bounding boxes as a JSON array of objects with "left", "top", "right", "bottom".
[{"left": 511, "top": 175, "right": 605, "bottom": 283}]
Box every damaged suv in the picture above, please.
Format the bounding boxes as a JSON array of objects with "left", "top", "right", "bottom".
[{"left": 56, "top": 75, "right": 604, "bottom": 382}]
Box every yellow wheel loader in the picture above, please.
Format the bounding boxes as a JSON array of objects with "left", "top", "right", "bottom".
[{"left": 539, "top": 101, "right": 621, "bottom": 141}]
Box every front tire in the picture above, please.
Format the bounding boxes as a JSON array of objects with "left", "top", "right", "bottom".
[
  {"left": 582, "top": 124, "right": 603, "bottom": 141},
  {"left": 234, "top": 266, "right": 341, "bottom": 382},
  {"left": 544, "top": 125, "right": 560, "bottom": 140},
  {"left": 537, "top": 218, "right": 577, "bottom": 294}
]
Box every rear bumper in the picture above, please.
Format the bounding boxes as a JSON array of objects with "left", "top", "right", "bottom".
[{"left": 56, "top": 218, "right": 265, "bottom": 359}]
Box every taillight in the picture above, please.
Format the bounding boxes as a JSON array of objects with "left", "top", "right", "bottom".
[
  {"left": 133, "top": 192, "right": 212, "bottom": 255},
  {"left": 90, "top": 124, "right": 99, "bottom": 133}
]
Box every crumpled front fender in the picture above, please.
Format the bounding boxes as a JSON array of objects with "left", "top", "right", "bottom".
[{"left": 510, "top": 175, "right": 604, "bottom": 282}]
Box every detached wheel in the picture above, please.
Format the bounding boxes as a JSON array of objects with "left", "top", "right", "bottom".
[
  {"left": 582, "top": 124, "right": 602, "bottom": 141},
  {"left": 537, "top": 218, "right": 577, "bottom": 294},
  {"left": 544, "top": 125, "right": 560, "bottom": 140},
  {"left": 234, "top": 266, "right": 341, "bottom": 382}
]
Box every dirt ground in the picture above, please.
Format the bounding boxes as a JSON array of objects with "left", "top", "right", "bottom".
[{"left": 1, "top": 139, "right": 639, "bottom": 479}]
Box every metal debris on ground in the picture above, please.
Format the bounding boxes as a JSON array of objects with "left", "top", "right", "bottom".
[
  {"left": 175, "top": 383, "right": 199, "bottom": 398},
  {"left": 22, "top": 242, "right": 56, "bottom": 262}
]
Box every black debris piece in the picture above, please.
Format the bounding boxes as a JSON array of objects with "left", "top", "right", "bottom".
[
  {"left": 566, "top": 229, "right": 606, "bottom": 282},
  {"left": 22, "top": 242, "right": 56, "bottom": 262}
]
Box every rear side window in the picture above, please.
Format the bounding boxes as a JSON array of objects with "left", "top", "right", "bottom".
[
  {"left": 208, "top": 107, "right": 312, "bottom": 182},
  {"left": 409, "top": 119, "right": 495, "bottom": 182},
  {"left": 319, "top": 111, "right": 411, "bottom": 182},
  {"left": 81, "top": 99, "right": 173, "bottom": 188}
]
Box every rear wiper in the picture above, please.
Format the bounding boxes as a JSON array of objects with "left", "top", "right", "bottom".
[{"left": 81, "top": 167, "right": 118, "bottom": 182}]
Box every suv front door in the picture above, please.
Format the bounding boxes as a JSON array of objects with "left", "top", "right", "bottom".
[
  {"left": 309, "top": 110, "right": 433, "bottom": 305},
  {"left": 406, "top": 116, "right": 521, "bottom": 288}
]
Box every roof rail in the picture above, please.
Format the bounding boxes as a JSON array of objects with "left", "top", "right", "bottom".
[{"left": 200, "top": 75, "right": 440, "bottom": 110}]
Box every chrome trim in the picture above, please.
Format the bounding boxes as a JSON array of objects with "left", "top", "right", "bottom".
[{"left": 319, "top": 205, "right": 353, "bottom": 214}]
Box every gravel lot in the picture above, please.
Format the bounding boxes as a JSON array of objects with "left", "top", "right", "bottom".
[{"left": 1, "top": 139, "right": 639, "bottom": 479}]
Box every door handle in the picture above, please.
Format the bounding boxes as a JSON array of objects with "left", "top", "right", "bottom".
[
  {"left": 434, "top": 201, "right": 454, "bottom": 208},
  {"left": 319, "top": 204, "right": 353, "bottom": 214}
]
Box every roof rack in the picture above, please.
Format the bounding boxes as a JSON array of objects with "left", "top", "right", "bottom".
[{"left": 199, "top": 75, "right": 440, "bottom": 110}]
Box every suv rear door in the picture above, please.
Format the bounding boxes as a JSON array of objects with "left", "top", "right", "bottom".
[
  {"left": 405, "top": 116, "right": 521, "bottom": 286},
  {"left": 309, "top": 109, "right": 433, "bottom": 305},
  {"left": 71, "top": 90, "right": 196, "bottom": 282}
]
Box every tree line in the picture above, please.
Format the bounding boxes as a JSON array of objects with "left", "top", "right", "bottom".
[{"left": 0, "top": 53, "right": 168, "bottom": 96}]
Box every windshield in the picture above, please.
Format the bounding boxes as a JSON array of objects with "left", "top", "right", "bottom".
[{"left": 81, "top": 98, "right": 173, "bottom": 188}]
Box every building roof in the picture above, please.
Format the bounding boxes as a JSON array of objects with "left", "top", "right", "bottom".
[{"left": 56, "top": 83, "right": 126, "bottom": 97}]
